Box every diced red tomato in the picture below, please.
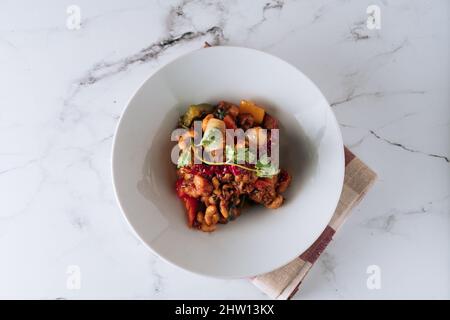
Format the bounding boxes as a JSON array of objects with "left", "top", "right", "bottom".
[
  {"left": 176, "top": 178, "right": 199, "bottom": 227},
  {"left": 183, "top": 196, "right": 199, "bottom": 227},
  {"left": 223, "top": 115, "right": 237, "bottom": 129},
  {"left": 175, "top": 178, "right": 185, "bottom": 198},
  {"left": 263, "top": 113, "right": 279, "bottom": 129},
  {"left": 255, "top": 179, "right": 272, "bottom": 190}
]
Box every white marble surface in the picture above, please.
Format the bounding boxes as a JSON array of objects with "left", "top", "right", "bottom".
[{"left": 0, "top": 0, "right": 448, "bottom": 299}]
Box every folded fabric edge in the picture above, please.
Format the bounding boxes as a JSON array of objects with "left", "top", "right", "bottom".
[{"left": 252, "top": 148, "right": 377, "bottom": 299}]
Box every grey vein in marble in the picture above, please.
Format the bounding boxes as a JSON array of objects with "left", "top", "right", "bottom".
[
  {"left": 363, "top": 212, "right": 398, "bottom": 234},
  {"left": 0, "top": 158, "right": 39, "bottom": 175},
  {"left": 337, "top": 38, "right": 410, "bottom": 91},
  {"left": 347, "top": 20, "right": 370, "bottom": 42},
  {"left": 320, "top": 252, "right": 337, "bottom": 283},
  {"left": 363, "top": 196, "right": 449, "bottom": 234},
  {"left": 330, "top": 90, "right": 425, "bottom": 107},
  {"left": 369, "top": 130, "right": 449, "bottom": 163},
  {"left": 247, "top": 0, "right": 285, "bottom": 34},
  {"left": 71, "top": 216, "right": 89, "bottom": 231},
  {"left": 340, "top": 112, "right": 418, "bottom": 148},
  {"left": 167, "top": 0, "right": 229, "bottom": 35},
  {"left": 373, "top": 39, "right": 409, "bottom": 59},
  {"left": 150, "top": 257, "right": 164, "bottom": 295},
  {"left": 77, "top": 26, "right": 224, "bottom": 88}
]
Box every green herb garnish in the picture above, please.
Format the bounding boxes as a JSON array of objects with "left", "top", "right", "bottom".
[
  {"left": 177, "top": 148, "right": 192, "bottom": 168},
  {"left": 198, "top": 128, "right": 222, "bottom": 149},
  {"left": 180, "top": 145, "right": 279, "bottom": 178},
  {"left": 214, "top": 108, "right": 227, "bottom": 120},
  {"left": 255, "top": 156, "right": 280, "bottom": 177}
]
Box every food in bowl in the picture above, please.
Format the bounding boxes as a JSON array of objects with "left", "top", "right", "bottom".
[
  {"left": 112, "top": 46, "right": 345, "bottom": 277},
  {"left": 173, "top": 100, "right": 292, "bottom": 232}
]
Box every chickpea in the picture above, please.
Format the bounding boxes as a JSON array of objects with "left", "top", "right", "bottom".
[
  {"left": 208, "top": 195, "right": 217, "bottom": 205},
  {"left": 178, "top": 129, "right": 194, "bottom": 150},
  {"left": 196, "top": 212, "right": 204, "bottom": 224},
  {"left": 178, "top": 137, "right": 188, "bottom": 150},
  {"left": 230, "top": 206, "right": 240, "bottom": 219},
  {"left": 222, "top": 173, "right": 232, "bottom": 182},
  {"left": 266, "top": 195, "right": 284, "bottom": 209},
  {"left": 205, "top": 205, "right": 219, "bottom": 226},
  {"left": 201, "top": 196, "right": 210, "bottom": 204},
  {"left": 201, "top": 223, "right": 216, "bottom": 232},
  {"left": 193, "top": 175, "right": 213, "bottom": 196},
  {"left": 240, "top": 174, "right": 250, "bottom": 183},
  {"left": 202, "top": 114, "right": 214, "bottom": 132},
  {"left": 219, "top": 200, "right": 229, "bottom": 219},
  {"left": 212, "top": 177, "right": 220, "bottom": 190},
  {"left": 181, "top": 184, "right": 199, "bottom": 198},
  {"left": 222, "top": 184, "right": 234, "bottom": 200},
  {"left": 205, "top": 205, "right": 217, "bottom": 215}
]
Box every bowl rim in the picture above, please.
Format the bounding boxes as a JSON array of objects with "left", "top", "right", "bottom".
[{"left": 111, "top": 45, "right": 345, "bottom": 278}]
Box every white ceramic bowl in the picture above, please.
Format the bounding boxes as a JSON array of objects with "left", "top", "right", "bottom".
[{"left": 112, "top": 46, "right": 344, "bottom": 278}]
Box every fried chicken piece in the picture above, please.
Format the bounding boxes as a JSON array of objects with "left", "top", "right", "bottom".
[
  {"left": 193, "top": 175, "right": 213, "bottom": 197},
  {"left": 249, "top": 178, "right": 278, "bottom": 206},
  {"left": 263, "top": 113, "right": 279, "bottom": 129},
  {"left": 216, "top": 101, "right": 240, "bottom": 119},
  {"left": 237, "top": 113, "right": 254, "bottom": 130}
]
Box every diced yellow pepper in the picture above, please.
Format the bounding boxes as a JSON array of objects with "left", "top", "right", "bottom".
[{"left": 239, "top": 100, "right": 265, "bottom": 124}]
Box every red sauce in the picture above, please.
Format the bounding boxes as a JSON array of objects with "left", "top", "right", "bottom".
[
  {"left": 175, "top": 178, "right": 185, "bottom": 198},
  {"left": 189, "top": 164, "right": 244, "bottom": 178}
]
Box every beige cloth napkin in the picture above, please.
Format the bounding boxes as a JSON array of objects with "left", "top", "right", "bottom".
[{"left": 252, "top": 147, "right": 377, "bottom": 299}]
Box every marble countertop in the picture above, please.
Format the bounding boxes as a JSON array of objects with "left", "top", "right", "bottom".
[{"left": 1, "top": 0, "right": 448, "bottom": 299}]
